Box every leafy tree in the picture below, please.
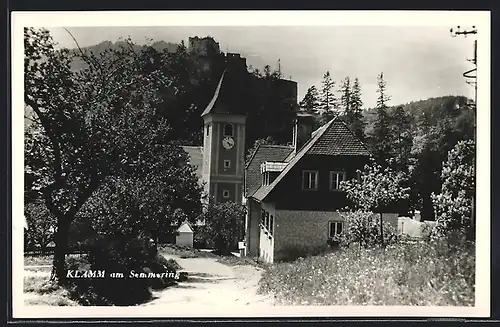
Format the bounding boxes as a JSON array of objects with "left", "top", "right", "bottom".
[
  {"left": 247, "top": 73, "right": 297, "bottom": 148},
  {"left": 319, "top": 71, "right": 337, "bottom": 115},
  {"left": 197, "top": 202, "right": 246, "bottom": 254},
  {"left": 299, "top": 85, "right": 320, "bottom": 114},
  {"left": 251, "top": 68, "right": 263, "bottom": 78},
  {"left": 431, "top": 140, "right": 475, "bottom": 240},
  {"left": 77, "top": 144, "right": 203, "bottom": 242},
  {"left": 340, "top": 159, "right": 410, "bottom": 246},
  {"left": 371, "top": 72, "right": 392, "bottom": 165},
  {"left": 263, "top": 65, "right": 272, "bottom": 78},
  {"left": 24, "top": 201, "right": 56, "bottom": 253},
  {"left": 24, "top": 28, "right": 182, "bottom": 283}
]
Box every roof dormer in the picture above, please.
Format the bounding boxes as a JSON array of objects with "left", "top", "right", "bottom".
[{"left": 260, "top": 161, "right": 287, "bottom": 186}]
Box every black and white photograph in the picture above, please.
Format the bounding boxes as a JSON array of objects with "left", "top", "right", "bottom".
[{"left": 12, "top": 11, "right": 490, "bottom": 318}]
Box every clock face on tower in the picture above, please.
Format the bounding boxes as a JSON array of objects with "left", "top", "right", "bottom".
[{"left": 222, "top": 136, "right": 235, "bottom": 150}]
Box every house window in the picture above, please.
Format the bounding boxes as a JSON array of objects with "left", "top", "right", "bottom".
[
  {"left": 302, "top": 170, "right": 319, "bottom": 191},
  {"left": 223, "top": 123, "right": 234, "bottom": 137},
  {"left": 222, "top": 189, "right": 230, "bottom": 198},
  {"left": 206, "top": 124, "right": 210, "bottom": 136},
  {"left": 329, "top": 221, "right": 344, "bottom": 238},
  {"left": 261, "top": 210, "right": 265, "bottom": 226},
  {"left": 269, "top": 215, "right": 274, "bottom": 235},
  {"left": 330, "top": 171, "right": 346, "bottom": 191},
  {"left": 265, "top": 212, "right": 269, "bottom": 231},
  {"left": 356, "top": 171, "right": 362, "bottom": 183},
  {"left": 224, "top": 160, "right": 231, "bottom": 168}
]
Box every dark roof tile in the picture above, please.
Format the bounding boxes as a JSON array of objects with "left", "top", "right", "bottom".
[
  {"left": 307, "top": 120, "right": 371, "bottom": 156},
  {"left": 252, "top": 117, "right": 370, "bottom": 202},
  {"left": 244, "top": 144, "right": 293, "bottom": 198}
]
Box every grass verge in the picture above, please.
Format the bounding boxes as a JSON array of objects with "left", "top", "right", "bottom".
[
  {"left": 258, "top": 240, "right": 475, "bottom": 306},
  {"left": 24, "top": 254, "right": 53, "bottom": 266},
  {"left": 158, "top": 244, "right": 217, "bottom": 259},
  {"left": 24, "top": 275, "right": 78, "bottom": 306},
  {"left": 217, "top": 255, "right": 266, "bottom": 268}
]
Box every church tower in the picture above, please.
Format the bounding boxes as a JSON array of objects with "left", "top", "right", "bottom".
[{"left": 201, "top": 66, "right": 247, "bottom": 204}]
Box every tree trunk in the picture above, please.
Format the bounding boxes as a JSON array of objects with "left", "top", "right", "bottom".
[
  {"left": 50, "top": 215, "right": 70, "bottom": 284},
  {"left": 379, "top": 212, "right": 384, "bottom": 248}
]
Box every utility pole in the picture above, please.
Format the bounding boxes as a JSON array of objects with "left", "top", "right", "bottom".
[{"left": 450, "top": 25, "right": 477, "bottom": 240}]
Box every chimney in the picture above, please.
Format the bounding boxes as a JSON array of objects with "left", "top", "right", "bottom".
[{"left": 293, "top": 113, "right": 314, "bottom": 152}]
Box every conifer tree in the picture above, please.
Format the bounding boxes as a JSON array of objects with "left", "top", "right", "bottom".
[
  {"left": 390, "top": 106, "right": 413, "bottom": 170},
  {"left": 349, "top": 77, "right": 365, "bottom": 141},
  {"left": 319, "top": 71, "right": 337, "bottom": 124},
  {"left": 371, "top": 72, "right": 392, "bottom": 165},
  {"left": 272, "top": 58, "right": 283, "bottom": 79},
  {"left": 299, "top": 85, "right": 320, "bottom": 114},
  {"left": 339, "top": 76, "right": 365, "bottom": 141},
  {"left": 319, "top": 71, "right": 337, "bottom": 114},
  {"left": 339, "top": 76, "right": 351, "bottom": 116}
]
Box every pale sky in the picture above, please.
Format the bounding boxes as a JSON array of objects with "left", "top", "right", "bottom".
[{"left": 47, "top": 26, "right": 476, "bottom": 108}]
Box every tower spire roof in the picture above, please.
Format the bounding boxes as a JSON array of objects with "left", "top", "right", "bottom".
[{"left": 201, "top": 69, "right": 248, "bottom": 118}]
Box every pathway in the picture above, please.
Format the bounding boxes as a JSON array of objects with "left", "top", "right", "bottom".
[{"left": 143, "top": 253, "right": 274, "bottom": 307}]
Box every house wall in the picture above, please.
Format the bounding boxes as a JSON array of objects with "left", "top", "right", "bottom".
[
  {"left": 271, "top": 154, "right": 370, "bottom": 211},
  {"left": 273, "top": 210, "right": 343, "bottom": 262},
  {"left": 176, "top": 232, "right": 193, "bottom": 247},
  {"left": 245, "top": 199, "right": 261, "bottom": 256},
  {"left": 259, "top": 202, "right": 276, "bottom": 263},
  {"left": 272, "top": 210, "right": 400, "bottom": 263}
]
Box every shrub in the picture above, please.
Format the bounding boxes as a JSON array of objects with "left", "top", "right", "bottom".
[
  {"left": 196, "top": 202, "right": 246, "bottom": 255},
  {"left": 431, "top": 140, "right": 475, "bottom": 239},
  {"left": 277, "top": 245, "right": 330, "bottom": 262},
  {"left": 66, "top": 234, "right": 180, "bottom": 306},
  {"left": 336, "top": 210, "right": 399, "bottom": 248}
]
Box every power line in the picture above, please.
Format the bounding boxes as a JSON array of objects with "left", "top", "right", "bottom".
[
  {"left": 449, "top": 25, "right": 477, "bottom": 240},
  {"left": 450, "top": 26, "right": 477, "bottom": 111}
]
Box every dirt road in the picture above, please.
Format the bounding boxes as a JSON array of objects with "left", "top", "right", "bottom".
[{"left": 143, "top": 254, "right": 274, "bottom": 307}]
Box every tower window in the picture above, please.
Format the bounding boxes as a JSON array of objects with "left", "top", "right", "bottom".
[
  {"left": 223, "top": 123, "right": 234, "bottom": 137},
  {"left": 224, "top": 160, "right": 231, "bottom": 168},
  {"left": 222, "top": 190, "right": 230, "bottom": 198}
]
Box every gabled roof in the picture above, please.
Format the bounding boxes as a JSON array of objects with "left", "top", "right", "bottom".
[
  {"left": 244, "top": 144, "right": 293, "bottom": 198},
  {"left": 308, "top": 119, "right": 371, "bottom": 156},
  {"left": 177, "top": 220, "right": 194, "bottom": 233},
  {"left": 251, "top": 117, "right": 371, "bottom": 202},
  {"left": 201, "top": 70, "right": 247, "bottom": 117},
  {"left": 283, "top": 122, "right": 330, "bottom": 162}
]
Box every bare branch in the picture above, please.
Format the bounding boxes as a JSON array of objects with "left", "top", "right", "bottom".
[
  {"left": 24, "top": 115, "right": 41, "bottom": 125},
  {"left": 63, "top": 28, "right": 102, "bottom": 75}
]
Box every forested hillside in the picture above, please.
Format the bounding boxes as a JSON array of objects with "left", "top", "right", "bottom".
[
  {"left": 297, "top": 70, "right": 474, "bottom": 221},
  {"left": 60, "top": 38, "right": 297, "bottom": 150}
]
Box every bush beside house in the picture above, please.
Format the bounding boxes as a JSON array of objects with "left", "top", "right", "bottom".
[{"left": 196, "top": 202, "right": 246, "bottom": 255}]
